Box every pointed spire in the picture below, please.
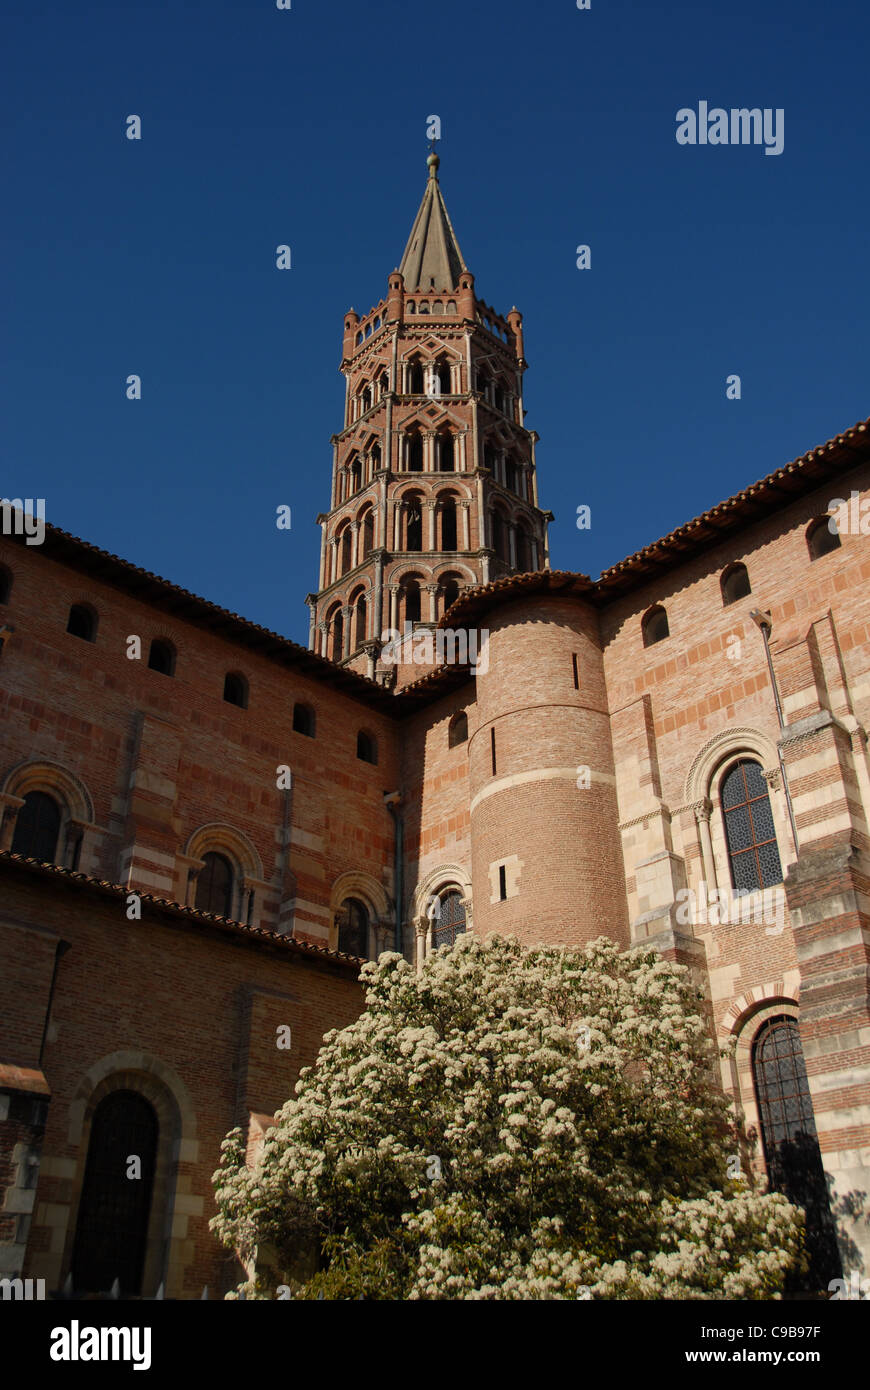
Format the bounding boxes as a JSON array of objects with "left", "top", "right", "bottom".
[{"left": 399, "top": 150, "right": 468, "bottom": 293}]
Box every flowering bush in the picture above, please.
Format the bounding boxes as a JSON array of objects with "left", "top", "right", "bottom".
[{"left": 211, "top": 935, "right": 804, "bottom": 1299}]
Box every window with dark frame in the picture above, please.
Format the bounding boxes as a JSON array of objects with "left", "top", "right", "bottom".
[
  {"left": 293, "top": 703, "right": 315, "bottom": 737},
  {"left": 147, "top": 639, "right": 175, "bottom": 676},
  {"left": 195, "top": 851, "right": 234, "bottom": 917},
  {"left": 752, "top": 1016, "right": 842, "bottom": 1289},
  {"left": 10, "top": 790, "right": 62, "bottom": 862},
  {"left": 806, "top": 517, "right": 841, "bottom": 561},
  {"left": 721, "top": 758, "right": 783, "bottom": 891},
  {"left": 432, "top": 889, "right": 466, "bottom": 950},
  {"left": 67, "top": 604, "right": 97, "bottom": 642}
]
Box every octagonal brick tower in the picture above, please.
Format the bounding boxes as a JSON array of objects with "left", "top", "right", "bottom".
[
  {"left": 306, "top": 150, "right": 553, "bottom": 678},
  {"left": 456, "top": 577, "right": 630, "bottom": 948}
]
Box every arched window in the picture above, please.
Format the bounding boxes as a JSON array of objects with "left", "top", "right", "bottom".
[
  {"left": 483, "top": 443, "right": 496, "bottom": 472},
  {"left": 408, "top": 360, "right": 425, "bottom": 394},
  {"left": 0, "top": 566, "right": 11, "bottom": 604},
  {"left": 720, "top": 758, "right": 783, "bottom": 890},
  {"left": 406, "top": 499, "right": 423, "bottom": 552},
  {"left": 357, "top": 730, "right": 378, "bottom": 764},
  {"left": 493, "top": 383, "right": 505, "bottom": 414},
  {"left": 148, "top": 639, "right": 175, "bottom": 676},
  {"left": 330, "top": 607, "right": 344, "bottom": 662},
  {"left": 491, "top": 511, "right": 509, "bottom": 563},
  {"left": 752, "top": 1017, "right": 841, "bottom": 1289},
  {"left": 340, "top": 528, "right": 352, "bottom": 576},
  {"left": 360, "top": 510, "right": 374, "bottom": 561},
  {"left": 71, "top": 1091, "right": 158, "bottom": 1296},
  {"left": 641, "top": 606, "right": 669, "bottom": 647},
  {"left": 721, "top": 562, "right": 752, "bottom": 605},
  {"left": 353, "top": 592, "right": 367, "bottom": 649},
  {"left": 67, "top": 604, "right": 97, "bottom": 642},
  {"left": 448, "top": 711, "right": 468, "bottom": 747},
  {"left": 403, "top": 579, "right": 421, "bottom": 625},
  {"left": 349, "top": 454, "right": 362, "bottom": 494},
  {"left": 436, "top": 359, "right": 451, "bottom": 394},
  {"left": 516, "top": 525, "right": 533, "bottom": 572},
  {"left": 293, "top": 702, "right": 315, "bottom": 737},
  {"left": 338, "top": 897, "right": 369, "bottom": 957},
  {"left": 437, "top": 433, "right": 455, "bottom": 472},
  {"left": 10, "top": 790, "right": 62, "bottom": 862},
  {"left": 379, "top": 371, "right": 389, "bottom": 397},
  {"left": 369, "top": 442, "right": 381, "bottom": 474},
  {"left": 441, "top": 576, "right": 460, "bottom": 613},
  {"left": 223, "top": 673, "right": 248, "bottom": 709},
  {"left": 807, "top": 516, "right": 841, "bottom": 560},
  {"left": 195, "top": 851, "right": 234, "bottom": 917},
  {"left": 432, "top": 888, "right": 466, "bottom": 950},
  {"left": 477, "top": 371, "right": 490, "bottom": 400},
  {"left": 406, "top": 431, "right": 423, "bottom": 472},
  {"left": 440, "top": 499, "right": 457, "bottom": 551},
  {"left": 505, "top": 457, "right": 517, "bottom": 493}
]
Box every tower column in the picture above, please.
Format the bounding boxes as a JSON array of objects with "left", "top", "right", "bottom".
[
  {"left": 318, "top": 517, "right": 328, "bottom": 589},
  {"left": 389, "top": 584, "right": 400, "bottom": 631},
  {"left": 476, "top": 475, "right": 489, "bottom": 549},
  {"left": 508, "top": 523, "right": 517, "bottom": 569},
  {"left": 350, "top": 521, "right": 360, "bottom": 571},
  {"left": 374, "top": 552, "right": 384, "bottom": 641},
  {"left": 329, "top": 538, "right": 338, "bottom": 585},
  {"left": 471, "top": 395, "right": 480, "bottom": 472},
  {"left": 424, "top": 431, "right": 436, "bottom": 473},
  {"left": 459, "top": 499, "right": 471, "bottom": 551},
  {"left": 385, "top": 395, "right": 393, "bottom": 472},
  {"left": 425, "top": 500, "right": 437, "bottom": 551},
  {"left": 426, "top": 584, "right": 438, "bottom": 623}
]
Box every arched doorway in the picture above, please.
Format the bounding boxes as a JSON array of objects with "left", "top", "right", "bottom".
[
  {"left": 71, "top": 1090, "right": 158, "bottom": 1295},
  {"left": 752, "top": 1016, "right": 842, "bottom": 1289}
]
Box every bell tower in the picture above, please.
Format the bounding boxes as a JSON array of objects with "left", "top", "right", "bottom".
[{"left": 306, "top": 150, "right": 552, "bottom": 677}]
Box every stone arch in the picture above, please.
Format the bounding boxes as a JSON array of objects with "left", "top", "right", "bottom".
[
  {"left": 717, "top": 988, "right": 802, "bottom": 1182},
  {"left": 411, "top": 862, "right": 472, "bottom": 922},
  {"left": 61, "top": 1050, "right": 197, "bottom": 1299},
  {"left": 432, "top": 560, "right": 477, "bottom": 585},
  {"left": 185, "top": 823, "right": 263, "bottom": 882},
  {"left": 0, "top": 759, "right": 96, "bottom": 870},
  {"left": 683, "top": 726, "right": 791, "bottom": 908},
  {"left": 329, "top": 870, "right": 392, "bottom": 957},
  {"left": 410, "top": 863, "right": 473, "bottom": 969},
  {"left": 2, "top": 758, "right": 94, "bottom": 823},
  {"left": 684, "top": 726, "right": 780, "bottom": 805}
]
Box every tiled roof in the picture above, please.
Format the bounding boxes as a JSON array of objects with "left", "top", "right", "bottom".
[{"left": 0, "top": 851, "right": 367, "bottom": 970}]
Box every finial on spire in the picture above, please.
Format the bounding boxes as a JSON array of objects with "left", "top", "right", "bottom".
[{"left": 427, "top": 147, "right": 440, "bottom": 179}]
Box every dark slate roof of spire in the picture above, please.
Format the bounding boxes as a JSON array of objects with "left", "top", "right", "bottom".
[{"left": 399, "top": 151, "right": 468, "bottom": 292}]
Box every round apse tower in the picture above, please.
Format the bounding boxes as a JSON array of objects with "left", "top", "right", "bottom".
[{"left": 465, "top": 582, "right": 629, "bottom": 949}]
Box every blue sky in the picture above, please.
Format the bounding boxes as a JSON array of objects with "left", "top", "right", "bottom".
[{"left": 3, "top": 0, "right": 868, "bottom": 645}]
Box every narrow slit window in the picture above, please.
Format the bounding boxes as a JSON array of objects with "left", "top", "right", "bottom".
[
  {"left": 491, "top": 727, "right": 497, "bottom": 776},
  {"left": 572, "top": 653, "right": 579, "bottom": 689},
  {"left": 498, "top": 865, "right": 507, "bottom": 901}
]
